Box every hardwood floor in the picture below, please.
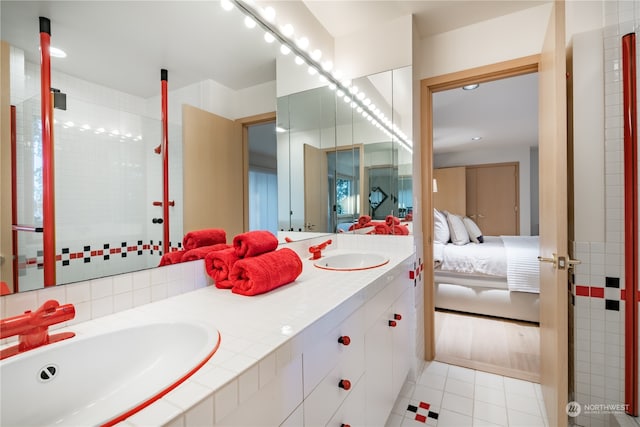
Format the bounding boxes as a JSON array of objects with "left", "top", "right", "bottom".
[{"left": 434, "top": 309, "right": 541, "bottom": 383}]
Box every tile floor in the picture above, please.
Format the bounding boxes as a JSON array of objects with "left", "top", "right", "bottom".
[{"left": 385, "top": 361, "right": 549, "bottom": 427}]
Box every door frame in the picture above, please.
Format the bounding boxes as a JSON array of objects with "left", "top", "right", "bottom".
[
  {"left": 237, "top": 112, "right": 276, "bottom": 232},
  {"left": 420, "top": 54, "right": 540, "bottom": 362}
]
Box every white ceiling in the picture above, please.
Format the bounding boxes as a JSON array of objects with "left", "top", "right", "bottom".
[{"left": 1, "top": 0, "right": 543, "bottom": 153}]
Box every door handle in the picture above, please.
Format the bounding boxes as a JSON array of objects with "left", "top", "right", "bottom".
[
  {"left": 538, "top": 253, "right": 581, "bottom": 270},
  {"left": 538, "top": 253, "right": 558, "bottom": 268}
]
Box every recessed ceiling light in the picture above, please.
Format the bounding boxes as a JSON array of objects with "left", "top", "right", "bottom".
[
  {"left": 471, "top": 136, "right": 482, "bottom": 141},
  {"left": 463, "top": 84, "right": 479, "bottom": 90},
  {"left": 49, "top": 46, "right": 67, "bottom": 58}
]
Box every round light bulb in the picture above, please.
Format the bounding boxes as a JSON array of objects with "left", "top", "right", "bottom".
[
  {"left": 280, "top": 44, "right": 291, "bottom": 55},
  {"left": 264, "top": 32, "right": 275, "bottom": 43},
  {"left": 220, "top": 0, "right": 234, "bottom": 11},
  {"left": 263, "top": 6, "right": 276, "bottom": 22},
  {"left": 244, "top": 16, "right": 256, "bottom": 29},
  {"left": 296, "top": 37, "right": 309, "bottom": 50},
  {"left": 294, "top": 56, "right": 304, "bottom": 65},
  {"left": 311, "top": 49, "right": 322, "bottom": 61},
  {"left": 281, "top": 24, "right": 294, "bottom": 37}
]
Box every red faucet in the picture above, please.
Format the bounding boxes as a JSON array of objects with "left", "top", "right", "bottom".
[
  {"left": 309, "top": 239, "right": 332, "bottom": 260},
  {"left": 0, "top": 300, "right": 76, "bottom": 360}
]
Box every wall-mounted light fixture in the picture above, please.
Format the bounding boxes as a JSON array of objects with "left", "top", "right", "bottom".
[{"left": 224, "top": 0, "right": 413, "bottom": 153}]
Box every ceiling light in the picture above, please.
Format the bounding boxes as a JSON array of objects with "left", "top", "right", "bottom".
[
  {"left": 322, "top": 61, "right": 333, "bottom": 71},
  {"left": 307, "top": 66, "right": 317, "bottom": 75},
  {"left": 220, "top": 0, "right": 234, "bottom": 11},
  {"left": 311, "top": 49, "right": 322, "bottom": 61},
  {"left": 49, "top": 46, "right": 66, "bottom": 58},
  {"left": 294, "top": 56, "right": 304, "bottom": 65},
  {"left": 471, "top": 136, "right": 482, "bottom": 141},
  {"left": 463, "top": 84, "right": 479, "bottom": 90}
]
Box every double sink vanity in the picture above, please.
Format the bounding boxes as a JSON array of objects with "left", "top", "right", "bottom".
[{"left": 0, "top": 233, "right": 417, "bottom": 426}]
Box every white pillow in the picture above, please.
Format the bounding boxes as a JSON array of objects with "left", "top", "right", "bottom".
[
  {"left": 446, "top": 213, "right": 470, "bottom": 245},
  {"left": 463, "top": 217, "right": 484, "bottom": 243},
  {"left": 433, "top": 209, "right": 450, "bottom": 244}
]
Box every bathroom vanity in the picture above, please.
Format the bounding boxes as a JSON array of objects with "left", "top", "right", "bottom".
[{"left": 0, "top": 234, "right": 418, "bottom": 426}]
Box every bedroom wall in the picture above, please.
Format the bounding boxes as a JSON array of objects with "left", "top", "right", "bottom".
[{"left": 433, "top": 145, "right": 535, "bottom": 236}]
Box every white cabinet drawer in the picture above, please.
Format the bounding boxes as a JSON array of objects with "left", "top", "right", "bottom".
[
  {"left": 326, "top": 375, "right": 366, "bottom": 427},
  {"left": 303, "top": 306, "right": 365, "bottom": 397},
  {"left": 303, "top": 361, "right": 364, "bottom": 427}
]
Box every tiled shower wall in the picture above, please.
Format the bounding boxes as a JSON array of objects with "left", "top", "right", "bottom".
[
  {"left": 572, "top": 1, "right": 639, "bottom": 426},
  {"left": 10, "top": 47, "right": 183, "bottom": 290}
]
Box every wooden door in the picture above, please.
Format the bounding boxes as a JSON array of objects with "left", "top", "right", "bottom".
[
  {"left": 182, "top": 104, "right": 244, "bottom": 239},
  {"left": 433, "top": 167, "right": 466, "bottom": 215},
  {"left": 538, "top": 2, "right": 569, "bottom": 426},
  {"left": 467, "top": 163, "right": 519, "bottom": 235},
  {"left": 303, "top": 144, "right": 328, "bottom": 232}
]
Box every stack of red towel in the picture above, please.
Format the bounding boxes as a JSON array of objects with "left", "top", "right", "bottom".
[
  {"left": 205, "top": 230, "right": 302, "bottom": 296},
  {"left": 158, "top": 228, "right": 227, "bottom": 266},
  {"left": 346, "top": 215, "right": 409, "bottom": 235}
]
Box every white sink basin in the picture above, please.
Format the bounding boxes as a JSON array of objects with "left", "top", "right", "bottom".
[
  {"left": 314, "top": 252, "right": 389, "bottom": 271},
  {"left": 0, "top": 321, "right": 220, "bottom": 426}
]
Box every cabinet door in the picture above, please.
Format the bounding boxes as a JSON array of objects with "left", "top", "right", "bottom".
[
  {"left": 391, "top": 287, "right": 412, "bottom": 397},
  {"left": 364, "top": 309, "right": 394, "bottom": 426},
  {"left": 327, "top": 375, "right": 366, "bottom": 427}
]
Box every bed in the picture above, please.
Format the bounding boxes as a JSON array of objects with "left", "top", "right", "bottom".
[{"left": 433, "top": 235, "right": 540, "bottom": 323}]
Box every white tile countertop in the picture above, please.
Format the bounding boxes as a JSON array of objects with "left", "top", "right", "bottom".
[{"left": 3, "top": 234, "right": 416, "bottom": 426}]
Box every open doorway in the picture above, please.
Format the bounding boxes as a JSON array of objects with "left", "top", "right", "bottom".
[
  {"left": 247, "top": 120, "right": 278, "bottom": 234},
  {"left": 430, "top": 72, "right": 541, "bottom": 382}
]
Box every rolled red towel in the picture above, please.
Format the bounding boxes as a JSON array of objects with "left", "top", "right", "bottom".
[
  {"left": 358, "top": 215, "right": 372, "bottom": 226},
  {"left": 230, "top": 248, "right": 302, "bottom": 296},
  {"left": 373, "top": 222, "right": 391, "bottom": 235},
  {"left": 205, "top": 247, "right": 240, "bottom": 289},
  {"left": 182, "top": 243, "right": 231, "bottom": 262},
  {"left": 233, "top": 230, "right": 278, "bottom": 258},
  {"left": 183, "top": 228, "right": 227, "bottom": 251},
  {"left": 390, "top": 224, "right": 409, "bottom": 235},
  {"left": 158, "top": 250, "right": 186, "bottom": 266},
  {"left": 385, "top": 215, "right": 400, "bottom": 226},
  {"left": 348, "top": 223, "right": 362, "bottom": 231}
]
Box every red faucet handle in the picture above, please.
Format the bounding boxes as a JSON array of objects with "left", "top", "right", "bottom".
[
  {"left": 388, "top": 320, "right": 397, "bottom": 327},
  {"left": 394, "top": 313, "right": 402, "bottom": 320}
]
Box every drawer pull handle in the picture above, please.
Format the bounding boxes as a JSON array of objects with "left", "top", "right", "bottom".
[
  {"left": 338, "top": 335, "right": 351, "bottom": 346},
  {"left": 388, "top": 320, "right": 397, "bottom": 327},
  {"left": 338, "top": 379, "right": 352, "bottom": 390},
  {"left": 394, "top": 313, "right": 402, "bottom": 320}
]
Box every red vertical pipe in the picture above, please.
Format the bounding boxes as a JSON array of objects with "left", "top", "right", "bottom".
[
  {"left": 10, "top": 105, "right": 18, "bottom": 293},
  {"left": 40, "top": 17, "right": 56, "bottom": 287},
  {"left": 622, "top": 32, "right": 638, "bottom": 417},
  {"left": 161, "top": 69, "right": 169, "bottom": 255}
]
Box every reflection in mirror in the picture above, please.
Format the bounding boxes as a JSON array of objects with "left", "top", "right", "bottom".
[
  {"left": 277, "top": 66, "right": 413, "bottom": 235},
  {"left": 1, "top": 1, "right": 290, "bottom": 293}
]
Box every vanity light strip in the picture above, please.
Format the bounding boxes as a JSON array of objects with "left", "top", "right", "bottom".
[{"left": 230, "top": 0, "right": 413, "bottom": 152}]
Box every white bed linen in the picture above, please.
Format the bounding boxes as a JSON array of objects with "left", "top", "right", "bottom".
[
  {"left": 438, "top": 236, "right": 507, "bottom": 277},
  {"left": 501, "top": 235, "right": 540, "bottom": 293},
  {"left": 435, "top": 235, "right": 540, "bottom": 293}
]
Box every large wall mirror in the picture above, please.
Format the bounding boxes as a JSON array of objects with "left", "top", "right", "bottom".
[
  {"left": 277, "top": 65, "right": 413, "bottom": 234},
  {"left": 0, "top": 1, "right": 413, "bottom": 295}
]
